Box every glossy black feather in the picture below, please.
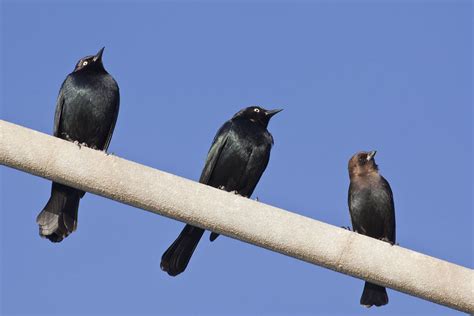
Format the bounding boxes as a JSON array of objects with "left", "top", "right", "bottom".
[
  {"left": 161, "top": 106, "right": 279, "bottom": 276},
  {"left": 37, "top": 49, "right": 119, "bottom": 242}
]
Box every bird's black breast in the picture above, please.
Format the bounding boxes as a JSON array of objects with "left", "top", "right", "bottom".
[
  {"left": 348, "top": 176, "right": 396, "bottom": 242},
  {"left": 57, "top": 71, "right": 119, "bottom": 150},
  {"left": 205, "top": 119, "right": 273, "bottom": 197}
]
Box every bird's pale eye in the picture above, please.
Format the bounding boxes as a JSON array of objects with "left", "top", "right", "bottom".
[
  {"left": 82, "top": 61, "right": 88, "bottom": 66},
  {"left": 254, "top": 108, "right": 260, "bottom": 113}
]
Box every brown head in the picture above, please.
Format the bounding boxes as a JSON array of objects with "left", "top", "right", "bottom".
[{"left": 348, "top": 150, "right": 379, "bottom": 179}]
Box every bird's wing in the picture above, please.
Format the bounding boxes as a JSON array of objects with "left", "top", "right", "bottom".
[
  {"left": 348, "top": 183, "right": 364, "bottom": 234},
  {"left": 380, "top": 176, "right": 396, "bottom": 243},
  {"left": 103, "top": 93, "right": 120, "bottom": 151},
  {"left": 348, "top": 183, "right": 373, "bottom": 235},
  {"left": 199, "top": 121, "right": 233, "bottom": 184},
  {"left": 53, "top": 88, "right": 65, "bottom": 137},
  {"left": 239, "top": 143, "right": 271, "bottom": 197}
]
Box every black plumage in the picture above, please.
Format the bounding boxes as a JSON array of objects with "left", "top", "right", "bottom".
[
  {"left": 36, "top": 47, "right": 120, "bottom": 242},
  {"left": 348, "top": 150, "right": 396, "bottom": 307},
  {"left": 161, "top": 106, "right": 282, "bottom": 276}
]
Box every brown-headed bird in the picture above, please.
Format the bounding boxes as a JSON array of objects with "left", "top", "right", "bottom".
[
  {"left": 161, "top": 106, "right": 281, "bottom": 276},
  {"left": 348, "top": 150, "right": 396, "bottom": 307}
]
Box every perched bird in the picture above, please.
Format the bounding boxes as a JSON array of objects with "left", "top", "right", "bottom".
[
  {"left": 161, "top": 106, "right": 282, "bottom": 276},
  {"left": 36, "top": 47, "right": 120, "bottom": 242},
  {"left": 348, "top": 151, "right": 396, "bottom": 307}
]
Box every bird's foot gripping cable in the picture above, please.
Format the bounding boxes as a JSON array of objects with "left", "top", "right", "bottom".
[
  {"left": 380, "top": 237, "right": 395, "bottom": 246},
  {"left": 73, "top": 140, "right": 81, "bottom": 149}
]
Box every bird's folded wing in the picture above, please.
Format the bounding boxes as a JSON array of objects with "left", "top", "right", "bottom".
[
  {"left": 199, "top": 121, "right": 233, "bottom": 184},
  {"left": 53, "top": 89, "right": 65, "bottom": 137}
]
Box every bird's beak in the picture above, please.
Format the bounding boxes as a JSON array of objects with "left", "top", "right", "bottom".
[
  {"left": 93, "top": 47, "right": 105, "bottom": 62},
  {"left": 265, "top": 109, "right": 283, "bottom": 118},
  {"left": 367, "top": 150, "right": 377, "bottom": 161}
]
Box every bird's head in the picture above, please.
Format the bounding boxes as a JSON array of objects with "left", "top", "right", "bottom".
[
  {"left": 73, "top": 47, "right": 106, "bottom": 73},
  {"left": 348, "top": 150, "right": 379, "bottom": 177},
  {"left": 233, "top": 106, "right": 283, "bottom": 128}
]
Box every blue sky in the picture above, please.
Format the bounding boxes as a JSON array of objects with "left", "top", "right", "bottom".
[{"left": 1, "top": 1, "right": 472, "bottom": 315}]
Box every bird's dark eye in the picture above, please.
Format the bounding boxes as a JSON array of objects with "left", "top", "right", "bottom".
[
  {"left": 82, "top": 61, "right": 88, "bottom": 66},
  {"left": 359, "top": 156, "right": 367, "bottom": 164},
  {"left": 254, "top": 108, "right": 260, "bottom": 113}
]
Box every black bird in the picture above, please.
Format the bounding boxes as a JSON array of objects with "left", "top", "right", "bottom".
[
  {"left": 348, "top": 151, "right": 396, "bottom": 307},
  {"left": 36, "top": 47, "right": 120, "bottom": 243},
  {"left": 161, "top": 106, "right": 282, "bottom": 276}
]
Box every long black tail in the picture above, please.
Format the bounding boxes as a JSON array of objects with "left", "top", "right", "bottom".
[
  {"left": 161, "top": 224, "right": 205, "bottom": 276},
  {"left": 36, "top": 182, "right": 83, "bottom": 243},
  {"left": 360, "top": 281, "right": 388, "bottom": 307}
]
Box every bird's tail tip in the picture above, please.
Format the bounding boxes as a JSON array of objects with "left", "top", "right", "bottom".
[
  {"left": 160, "top": 259, "right": 182, "bottom": 277},
  {"left": 36, "top": 188, "right": 80, "bottom": 243},
  {"left": 36, "top": 210, "right": 68, "bottom": 242},
  {"left": 160, "top": 225, "right": 204, "bottom": 277},
  {"left": 360, "top": 282, "right": 388, "bottom": 307}
]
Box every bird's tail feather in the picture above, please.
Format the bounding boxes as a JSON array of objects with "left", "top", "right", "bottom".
[
  {"left": 360, "top": 281, "right": 388, "bottom": 307},
  {"left": 36, "top": 182, "right": 82, "bottom": 243},
  {"left": 161, "top": 224, "right": 204, "bottom": 276}
]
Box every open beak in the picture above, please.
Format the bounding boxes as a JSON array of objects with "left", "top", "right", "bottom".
[
  {"left": 367, "top": 150, "right": 377, "bottom": 161},
  {"left": 265, "top": 109, "right": 283, "bottom": 118},
  {"left": 93, "top": 47, "right": 105, "bottom": 62}
]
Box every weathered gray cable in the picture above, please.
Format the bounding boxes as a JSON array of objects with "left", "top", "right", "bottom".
[{"left": 1, "top": 120, "right": 472, "bottom": 313}]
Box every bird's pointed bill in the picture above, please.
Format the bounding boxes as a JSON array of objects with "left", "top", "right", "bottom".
[
  {"left": 94, "top": 47, "right": 105, "bottom": 62},
  {"left": 367, "top": 150, "right": 377, "bottom": 161},
  {"left": 265, "top": 109, "right": 283, "bottom": 118}
]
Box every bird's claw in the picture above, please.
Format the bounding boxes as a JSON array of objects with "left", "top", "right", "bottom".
[
  {"left": 255, "top": 196, "right": 259, "bottom": 201},
  {"left": 73, "top": 140, "right": 81, "bottom": 149},
  {"left": 62, "top": 132, "right": 74, "bottom": 142},
  {"left": 341, "top": 226, "right": 352, "bottom": 231},
  {"left": 217, "top": 186, "right": 241, "bottom": 196},
  {"left": 380, "top": 237, "right": 395, "bottom": 245}
]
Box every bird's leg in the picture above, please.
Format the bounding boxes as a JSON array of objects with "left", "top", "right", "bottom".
[
  {"left": 341, "top": 226, "right": 353, "bottom": 231},
  {"left": 62, "top": 132, "right": 72, "bottom": 141},
  {"left": 380, "top": 237, "right": 395, "bottom": 246},
  {"left": 102, "top": 148, "right": 114, "bottom": 156},
  {"left": 73, "top": 140, "right": 81, "bottom": 149},
  {"left": 217, "top": 186, "right": 242, "bottom": 196},
  {"left": 62, "top": 133, "right": 81, "bottom": 149},
  {"left": 255, "top": 196, "right": 259, "bottom": 201}
]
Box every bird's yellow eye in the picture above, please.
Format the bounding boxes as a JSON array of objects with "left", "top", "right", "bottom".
[
  {"left": 82, "top": 61, "right": 88, "bottom": 66},
  {"left": 254, "top": 108, "right": 260, "bottom": 113}
]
